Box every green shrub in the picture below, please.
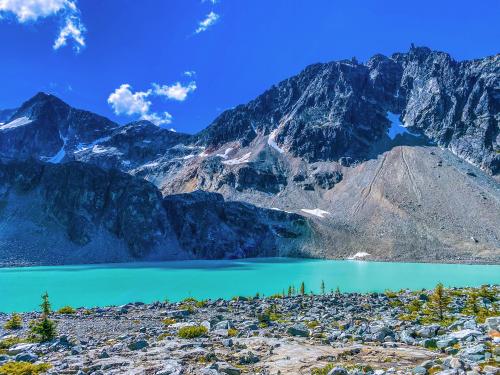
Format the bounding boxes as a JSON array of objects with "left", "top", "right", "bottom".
[
  {"left": 4, "top": 314, "right": 23, "bottom": 330},
  {"left": 57, "top": 306, "right": 76, "bottom": 314},
  {"left": 178, "top": 325, "right": 208, "bottom": 339},
  {"left": 385, "top": 290, "right": 398, "bottom": 298},
  {"left": 408, "top": 298, "right": 423, "bottom": 313},
  {"left": 311, "top": 363, "right": 335, "bottom": 375},
  {"left": 0, "top": 361, "right": 51, "bottom": 375},
  {"left": 162, "top": 318, "right": 176, "bottom": 326},
  {"left": 227, "top": 328, "right": 238, "bottom": 337},
  {"left": 306, "top": 320, "right": 320, "bottom": 329},
  {"left": 0, "top": 337, "right": 24, "bottom": 351}
]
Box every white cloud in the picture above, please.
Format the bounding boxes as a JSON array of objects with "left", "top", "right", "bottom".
[
  {"left": 195, "top": 11, "right": 219, "bottom": 33},
  {"left": 0, "top": 0, "right": 86, "bottom": 51},
  {"left": 107, "top": 84, "right": 152, "bottom": 116},
  {"left": 201, "top": 0, "right": 218, "bottom": 3},
  {"left": 184, "top": 70, "right": 196, "bottom": 77},
  {"left": 53, "top": 15, "right": 85, "bottom": 51},
  {"left": 153, "top": 81, "right": 197, "bottom": 101},
  {"left": 141, "top": 111, "right": 173, "bottom": 126},
  {"left": 0, "top": 0, "right": 67, "bottom": 21},
  {"left": 108, "top": 79, "right": 197, "bottom": 126}
]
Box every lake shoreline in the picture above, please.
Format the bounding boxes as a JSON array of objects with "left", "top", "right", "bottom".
[
  {"left": 2, "top": 254, "right": 500, "bottom": 269},
  {"left": 0, "top": 286, "right": 498, "bottom": 374},
  {"left": 2, "top": 258, "right": 500, "bottom": 313}
]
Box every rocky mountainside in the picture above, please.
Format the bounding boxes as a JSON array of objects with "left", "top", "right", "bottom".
[
  {"left": 0, "top": 46, "right": 498, "bottom": 265},
  {"left": 197, "top": 47, "right": 499, "bottom": 175},
  {"left": 0, "top": 93, "right": 118, "bottom": 163},
  {"left": 0, "top": 160, "right": 308, "bottom": 266}
]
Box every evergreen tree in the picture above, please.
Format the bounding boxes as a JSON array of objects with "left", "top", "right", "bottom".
[
  {"left": 300, "top": 282, "right": 305, "bottom": 296},
  {"left": 320, "top": 280, "right": 326, "bottom": 295},
  {"left": 41, "top": 292, "right": 51, "bottom": 315},
  {"left": 426, "top": 283, "right": 451, "bottom": 321},
  {"left": 287, "top": 286, "right": 292, "bottom": 297},
  {"left": 30, "top": 292, "right": 57, "bottom": 342}
]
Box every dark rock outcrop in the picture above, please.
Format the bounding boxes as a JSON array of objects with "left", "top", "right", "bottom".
[
  {"left": 0, "top": 160, "right": 309, "bottom": 266},
  {"left": 163, "top": 190, "right": 309, "bottom": 259}
]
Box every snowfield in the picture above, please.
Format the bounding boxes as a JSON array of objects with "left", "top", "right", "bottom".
[
  {"left": 0, "top": 116, "right": 32, "bottom": 131},
  {"left": 300, "top": 208, "right": 330, "bottom": 218}
]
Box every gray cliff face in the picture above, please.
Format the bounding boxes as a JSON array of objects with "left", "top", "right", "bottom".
[
  {"left": 163, "top": 190, "right": 309, "bottom": 259},
  {"left": 0, "top": 92, "right": 118, "bottom": 162},
  {"left": 395, "top": 49, "right": 499, "bottom": 174},
  {"left": 0, "top": 160, "right": 308, "bottom": 266},
  {"left": 196, "top": 47, "right": 499, "bottom": 175}
]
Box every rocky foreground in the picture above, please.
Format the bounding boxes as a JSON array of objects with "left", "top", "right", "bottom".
[{"left": 0, "top": 286, "right": 499, "bottom": 375}]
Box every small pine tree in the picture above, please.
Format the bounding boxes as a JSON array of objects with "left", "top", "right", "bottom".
[
  {"left": 300, "top": 282, "right": 305, "bottom": 296},
  {"left": 4, "top": 313, "right": 23, "bottom": 330},
  {"left": 426, "top": 283, "right": 451, "bottom": 321},
  {"left": 320, "top": 280, "right": 325, "bottom": 295},
  {"left": 41, "top": 292, "right": 51, "bottom": 315},
  {"left": 335, "top": 286, "right": 341, "bottom": 295},
  {"left": 30, "top": 292, "right": 57, "bottom": 342},
  {"left": 287, "top": 286, "right": 292, "bottom": 297}
]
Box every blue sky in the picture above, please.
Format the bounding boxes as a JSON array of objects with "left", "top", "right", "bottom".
[{"left": 1, "top": 0, "right": 499, "bottom": 133}]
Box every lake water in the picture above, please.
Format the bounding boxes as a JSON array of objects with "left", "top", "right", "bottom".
[{"left": 1, "top": 258, "right": 499, "bottom": 312}]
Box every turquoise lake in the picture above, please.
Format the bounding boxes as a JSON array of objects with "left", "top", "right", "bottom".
[{"left": 1, "top": 258, "right": 499, "bottom": 313}]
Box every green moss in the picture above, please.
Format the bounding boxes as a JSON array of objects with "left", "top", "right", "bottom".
[
  {"left": 178, "top": 325, "right": 208, "bottom": 339},
  {"left": 0, "top": 361, "right": 51, "bottom": 375}
]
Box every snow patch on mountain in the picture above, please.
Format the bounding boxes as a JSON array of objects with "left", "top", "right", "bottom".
[
  {"left": 387, "top": 112, "right": 420, "bottom": 140},
  {"left": 216, "top": 147, "right": 233, "bottom": 159},
  {"left": 267, "top": 129, "right": 284, "bottom": 153},
  {"left": 75, "top": 136, "right": 111, "bottom": 152},
  {"left": 347, "top": 252, "right": 370, "bottom": 260},
  {"left": 0, "top": 116, "right": 32, "bottom": 131},
  {"left": 300, "top": 208, "right": 330, "bottom": 218},
  {"left": 222, "top": 152, "right": 251, "bottom": 165},
  {"left": 47, "top": 133, "right": 67, "bottom": 164}
]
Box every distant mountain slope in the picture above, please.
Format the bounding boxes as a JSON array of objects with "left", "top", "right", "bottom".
[{"left": 0, "top": 92, "right": 118, "bottom": 162}]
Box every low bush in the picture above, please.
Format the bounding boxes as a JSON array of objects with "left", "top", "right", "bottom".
[
  {"left": 4, "top": 314, "right": 23, "bottom": 330},
  {"left": 178, "top": 325, "right": 208, "bottom": 339},
  {"left": 0, "top": 361, "right": 51, "bottom": 375},
  {"left": 227, "top": 328, "right": 238, "bottom": 337},
  {"left": 0, "top": 337, "right": 24, "bottom": 351},
  {"left": 162, "top": 318, "right": 176, "bottom": 326},
  {"left": 57, "top": 306, "right": 76, "bottom": 314}
]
